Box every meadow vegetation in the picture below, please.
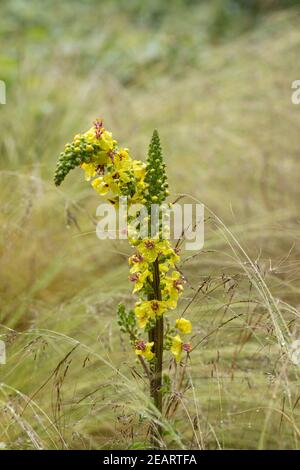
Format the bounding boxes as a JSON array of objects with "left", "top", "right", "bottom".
[{"left": 1, "top": 0, "right": 300, "bottom": 449}]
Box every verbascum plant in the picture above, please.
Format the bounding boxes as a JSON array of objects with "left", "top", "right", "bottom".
[{"left": 54, "top": 119, "right": 193, "bottom": 445}]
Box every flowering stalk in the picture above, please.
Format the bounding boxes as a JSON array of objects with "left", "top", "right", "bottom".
[
  {"left": 144, "top": 131, "right": 167, "bottom": 440},
  {"left": 54, "top": 120, "right": 193, "bottom": 446},
  {"left": 150, "top": 259, "right": 163, "bottom": 409}
]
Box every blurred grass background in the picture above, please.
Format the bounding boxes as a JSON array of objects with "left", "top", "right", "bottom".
[{"left": 1, "top": 0, "right": 300, "bottom": 449}]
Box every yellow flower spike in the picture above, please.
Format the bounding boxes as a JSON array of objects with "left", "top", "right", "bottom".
[
  {"left": 135, "top": 340, "right": 155, "bottom": 361},
  {"left": 56, "top": 122, "right": 188, "bottom": 385},
  {"left": 176, "top": 318, "right": 192, "bottom": 334},
  {"left": 171, "top": 334, "right": 183, "bottom": 362}
]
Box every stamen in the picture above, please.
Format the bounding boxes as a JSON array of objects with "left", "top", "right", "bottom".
[
  {"left": 129, "top": 273, "right": 139, "bottom": 282},
  {"left": 182, "top": 343, "right": 192, "bottom": 353},
  {"left": 136, "top": 340, "right": 146, "bottom": 351},
  {"left": 145, "top": 240, "right": 155, "bottom": 249},
  {"left": 151, "top": 301, "right": 159, "bottom": 312},
  {"left": 94, "top": 119, "right": 104, "bottom": 139},
  {"left": 132, "top": 253, "right": 144, "bottom": 263}
]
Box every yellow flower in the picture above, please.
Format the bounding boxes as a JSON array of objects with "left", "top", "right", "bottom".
[
  {"left": 176, "top": 318, "right": 192, "bottom": 334},
  {"left": 136, "top": 239, "right": 160, "bottom": 263},
  {"left": 129, "top": 252, "right": 149, "bottom": 273},
  {"left": 132, "top": 160, "right": 146, "bottom": 181},
  {"left": 135, "top": 302, "right": 151, "bottom": 328},
  {"left": 171, "top": 334, "right": 183, "bottom": 362},
  {"left": 129, "top": 180, "right": 148, "bottom": 204},
  {"left": 135, "top": 340, "right": 155, "bottom": 361},
  {"left": 113, "top": 148, "right": 132, "bottom": 171},
  {"left": 84, "top": 127, "right": 98, "bottom": 142},
  {"left": 93, "top": 151, "right": 110, "bottom": 166},
  {"left": 84, "top": 126, "right": 115, "bottom": 149},
  {"left": 162, "top": 270, "right": 185, "bottom": 308},
  {"left": 162, "top": 242, "right": 180, "bottom": 267},
  {"left": 81, "top": 163, "right": 97, "bottom": 181},
  {"left": 91, "top": 177, "right": 110, "bottom": 195},
  {"left": 171, "top": 335, "right": 192, "bottom": 362},
  {"left": 129, "top": 269, "right": 152, "bottom": 293},
  {"left": 148, "top": 300, "right": 168, "bottom": 317},
  {"left": 158, "top": 240, "right": 177, "bottom": 258},
  {"left": 83, "top": 123, "right": 116, "bottom": 165},
  {"left": 159, "top": 263, "right": 169, "bottom": 274},
  {"left": 137, "top": 239, "right": 175, "bottom": 263},
  {"left": 102, "top": 172, "right": 121, "bottom": 194},
  {"left": 138, "top": 239, "right": 179, "bottom": 267},
  {"left": 100, "top": 130, "right": 116, "bottom": 151},
  {"left": 135, "top": 300, "right": 168, "bottom": 328}
]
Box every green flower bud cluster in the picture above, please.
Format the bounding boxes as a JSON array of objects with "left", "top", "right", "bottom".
[
  {"left": 54, "top": 136, "right": 98, "bottom": 186},
  {"left": 144, "top": 130, "right": 169, "bottom": 206}
]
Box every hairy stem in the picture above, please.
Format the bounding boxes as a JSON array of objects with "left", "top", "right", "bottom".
[{"left": 148, "top": 258, "right": 164, "bottom": 446}]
